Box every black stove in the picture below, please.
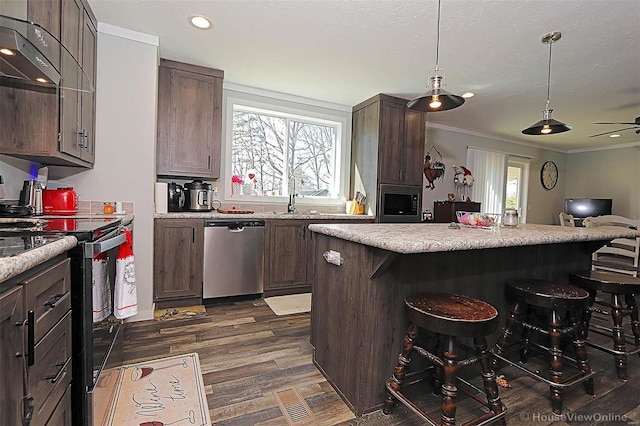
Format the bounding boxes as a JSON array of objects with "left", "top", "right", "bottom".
[
  {"left": 0, "top": 216, "right": 122, "bottom": 242},
  {"left": 0, "top": 216, "right": 122, "bottom": 258},
  {"left": 0, "top": 234, "right": 65, "bottom": 257},
  {"left": 0, "top": 213, "right": 129, "bottom": 426},
  {"left": 44, "top": 217, "right": 122, "bottom": 240}
]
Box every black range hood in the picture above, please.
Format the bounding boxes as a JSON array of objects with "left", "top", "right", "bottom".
[{"left": 0, "top": 14, "right": 93, "bottom": 92}]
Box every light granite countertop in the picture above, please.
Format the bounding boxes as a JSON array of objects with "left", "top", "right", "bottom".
[
  {"left": 155, "top": 212, "right": 374, "bottom": 220},
  {"left": 0, "top": 236, "right": 78, "bottom": 284},
  {"left": 308, "top": 223, "right": 640, "bottom": 254}
]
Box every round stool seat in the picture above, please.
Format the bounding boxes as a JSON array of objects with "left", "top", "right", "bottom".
[
  {"left": 405, "top": 292, "right": 499, "bottom": 337},
  {"left": 506, "top": 279, "right": 589, "bottom": 310},
  {"left": 570, "top": 270, "right": 640, "bottom": 294}
]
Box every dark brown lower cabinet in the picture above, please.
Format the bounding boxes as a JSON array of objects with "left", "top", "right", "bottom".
[
  {"left": 264, "top": 220, "right": 310, "bottom": 297},
  {"left": 154, "top": 219, "right": 204, "bottom": 307},
  {"left": 263, "top": 218, "right": 374, "bottom": 297},
  {"left": 0, "top": 285, "right": 24, "bottom": 426},
  {"left": 0, "top": 254, "right": 72, "bottom": 426}
]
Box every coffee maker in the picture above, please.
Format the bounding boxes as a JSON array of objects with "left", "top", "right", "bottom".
[{"left": 19, "top": 180, "right": 44, "bottom": 215}]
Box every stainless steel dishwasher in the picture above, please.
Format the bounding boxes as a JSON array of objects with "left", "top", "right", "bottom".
[{"left": 203, "top": 219, "right": 265, "bottom": 298}]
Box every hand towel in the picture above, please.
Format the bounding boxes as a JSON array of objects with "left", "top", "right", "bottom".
[
  {"left": 92, "top": 252, "right": 111, "bottom": 323},
  {"left": 114, "top": 229, "right": 138, "bottom": 319}
]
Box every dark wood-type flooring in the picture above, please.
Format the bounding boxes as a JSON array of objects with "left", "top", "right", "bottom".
[{"left": 122, "top": 298, "right": 640, "bottom": 425}]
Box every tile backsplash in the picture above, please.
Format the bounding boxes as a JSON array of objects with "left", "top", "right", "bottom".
[{"left": 80, "top": 200, "right": 134, "bottom": 215}]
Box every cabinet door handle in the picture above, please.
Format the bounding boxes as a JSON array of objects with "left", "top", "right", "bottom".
[
  {"left": 44, "top": 357, "right": 72, "bottom": 383},
  {"left": 27, "top": 310, "right": 35, "bottom": 366},
  {"left": 78, "top": 130, "right": 89, "bottom": 150},
  {"left": 44, "top": 291, "right": 70, "bottom": 309},
  {"left": 208, "top": 155, "right": 211, "bottom": 170}
]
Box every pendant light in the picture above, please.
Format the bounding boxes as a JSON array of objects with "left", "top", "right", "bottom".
[
  {"left": 522, "top": 32, "right": 572, "bottom": 135},
  {"left": 407, "top": 0, "right": 465, "bottom": 112}
]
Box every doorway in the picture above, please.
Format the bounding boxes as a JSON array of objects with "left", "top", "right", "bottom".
[{"left": 505, "top": 160, "right": 529, "bottom": 223}]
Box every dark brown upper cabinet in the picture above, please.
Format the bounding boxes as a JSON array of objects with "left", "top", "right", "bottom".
[
  {"left": 0, "top": 0, "right": 97, "bottom": 168},
  {"left": 352, "top": 94, "right": 426, "bottom": 187},
  {"left": 350, "top": 94, "right": 426, "bottom": 216},
  {"left": 156, "top": 59, "right": 224, "bottom": 179}
]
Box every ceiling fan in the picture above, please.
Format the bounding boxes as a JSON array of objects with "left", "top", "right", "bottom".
[{"left": 589, "top": 116, "right": 640, "bottom": 137}]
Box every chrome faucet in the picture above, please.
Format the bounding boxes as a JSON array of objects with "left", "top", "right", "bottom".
[
  {"left": 287, "top": 178, "right": 297, "bottom": 213},
  {"left": 287, "top": 193, "right": 297, "bottom": 213}
]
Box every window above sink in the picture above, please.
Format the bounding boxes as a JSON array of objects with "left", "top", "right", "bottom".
[{"left": 224, "top": 85, "right": 351, "bottom": 207}]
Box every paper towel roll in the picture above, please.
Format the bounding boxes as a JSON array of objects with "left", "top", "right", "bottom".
[{"left": 155, "top": 182, "right": 168, "bottom": 213}]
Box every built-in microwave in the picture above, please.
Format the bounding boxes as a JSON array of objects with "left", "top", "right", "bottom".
[{"left": 377, "top": 184, "right": 422, "bottom": 223}]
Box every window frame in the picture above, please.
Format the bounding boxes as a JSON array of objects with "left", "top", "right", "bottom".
[{"left": 223, "top": 85, "right": 352, "bottom": 207}]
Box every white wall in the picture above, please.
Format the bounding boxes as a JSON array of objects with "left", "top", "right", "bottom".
[
  {"left": 565, "top": 145, "right": 640, "bottom": 219},
  {"left": 0, "top": 155, "right": 38, "bottom": 200},
  {"left": 423, "top": 124, "right": 568, "bottom": 225},
  {"left": 50, "top": 25, "right": 159, "bottom": 321}
]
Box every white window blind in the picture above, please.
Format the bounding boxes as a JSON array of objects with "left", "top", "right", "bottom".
[{"left": 466, "top": 147, "right": 508, "bottom": 214}]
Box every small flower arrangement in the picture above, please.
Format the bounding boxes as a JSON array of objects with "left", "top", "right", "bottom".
[{"left": 231, "top": 175, "right": 244, "bottom": 185}]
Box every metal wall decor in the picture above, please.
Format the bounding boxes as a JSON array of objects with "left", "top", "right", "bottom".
[{"left": 423, "top": 146, "right": 446, "bottom": 190}]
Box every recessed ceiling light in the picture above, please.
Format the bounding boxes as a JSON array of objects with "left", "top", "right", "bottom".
[
  {"left": 189, "top": 15, "right": 212, "bottom": 30},
  {"left": 35, "top": 77, "right": 48, "bottom": 83},
  {"left": 609, "top": 134, "right": 621, "bottom": 138},
  {"left": 461, "top": 92, "right": 475, "bottom": 99},
  {"left": 0, "top": 48, "right": 16, "bottom": 56}
]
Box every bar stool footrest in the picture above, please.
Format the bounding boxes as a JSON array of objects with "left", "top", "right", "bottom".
[
  {"left": 385, "top": 366, "right": 507, "bottom": 426},
  {"left": 492, "top": 351, "right": 596, "bottom": 389},
  {"left": 585, "top": 338, "right": 640, "bottom": 357}
]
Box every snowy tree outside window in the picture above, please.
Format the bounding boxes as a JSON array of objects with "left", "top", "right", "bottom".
[{"left": 231, "top": 105, "right": 339, "bottom": 199}]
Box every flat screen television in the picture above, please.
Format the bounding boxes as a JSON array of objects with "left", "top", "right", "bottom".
[{"left": 564, "top": 198, "right": 612, "bottom": 219}]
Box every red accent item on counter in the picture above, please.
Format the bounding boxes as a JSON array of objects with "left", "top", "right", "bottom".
[{"left": 42, "top": 188, "right": 78, "bottom": 215}]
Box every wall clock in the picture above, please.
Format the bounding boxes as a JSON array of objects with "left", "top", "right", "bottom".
[{"left": 540, "top": 161, "right": 558, "bottom": 190}]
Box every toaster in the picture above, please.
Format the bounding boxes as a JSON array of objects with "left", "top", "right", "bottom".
[{"left": 43, "top": 188, "right": 78, "bottom": 215}]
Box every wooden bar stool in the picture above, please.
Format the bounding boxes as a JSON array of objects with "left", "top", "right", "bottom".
[
  {"left": 492, "top": 279, "right": 595, "bottom": 415},
  {"left": 569, "top": 270, "right": 640, "bottom": 381},
  {"left": 383, "top": 292, "right": 506, "bottom": 425}
]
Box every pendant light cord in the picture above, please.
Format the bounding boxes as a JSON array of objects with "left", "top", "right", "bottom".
[
  {"left": 434, "top": 0, "right": 441, "bottom": 71},
  {"left": 545, "top": 39, "right": 553, "bottom": 110}
]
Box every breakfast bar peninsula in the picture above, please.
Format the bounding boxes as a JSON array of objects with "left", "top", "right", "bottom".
[{"left": 307, "top": 222, "right": 640, "bottom": 416}]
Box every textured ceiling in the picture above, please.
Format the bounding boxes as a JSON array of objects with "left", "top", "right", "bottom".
[{"left": 88, "top": 0, "right": 640, "bottom": 152}]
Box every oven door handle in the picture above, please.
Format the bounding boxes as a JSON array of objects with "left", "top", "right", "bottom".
[{"left": 84, "top": 232, "right": 126, "bottom": 258}]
